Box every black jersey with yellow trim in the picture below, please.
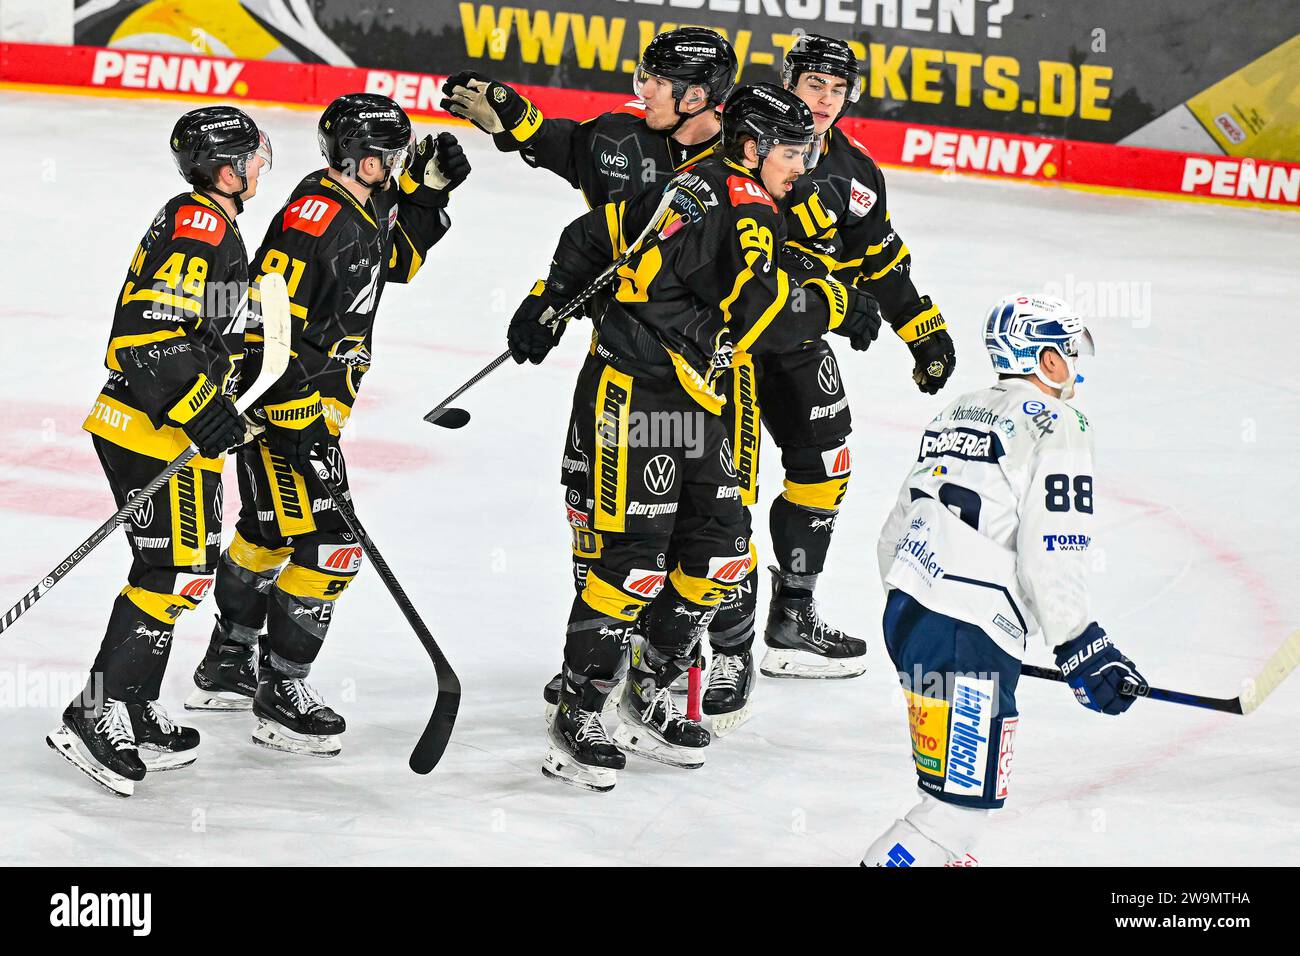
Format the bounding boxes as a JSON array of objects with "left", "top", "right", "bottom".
[
  {"left": 784, "top": 127, "right": 927, "bottom": 326},
  {"left": 249, "top": 170, "right": 449, "bottom": 432},
  {"left": 547, "top": 157, "right": 844, "bottom": 412},
  {"left": 84, "top": 191, "right": 250, "bottom": 465},
  {"left": 498, "top": 100, "right": 720, "bottom": 208}
]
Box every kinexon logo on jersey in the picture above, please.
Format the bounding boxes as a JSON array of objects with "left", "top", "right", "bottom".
[
  {"left": 905, "top": 689, "right": 949, "bottom": 777},
  {"left": 320, "top": 545, "right": 363, "bottom": 573},
  {"left": 284, "top": 196, "right": 342, "bottom": 237},
  {"left": 944, "top": 676, "right": 994, "bottom": 798},
  {"left": 174, "top": 206, "right": 226, "bottom": 245},
  {"left": 726, "top": 176, "right": 777, "bottom": 212}
]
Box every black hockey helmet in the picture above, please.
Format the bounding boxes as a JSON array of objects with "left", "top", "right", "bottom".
[
  {"left": 722, "top": 83, "right": 819, "bottom": 167},
  {"left": 782, "top": 34, "right": 863, "bottom": 104},
  {"left": 170, "top": 105, "right": 271, "bottom": 204},
  {"left": 634, "top": 27, "right": 737, "bottom": 113},
  {"left": 318, "top": 93, "right": 414, "bottom": 186}
]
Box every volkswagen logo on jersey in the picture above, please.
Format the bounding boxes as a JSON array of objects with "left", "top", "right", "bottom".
[
  {"left": 644, "top": 455, "right": 676, "bottom": 496},
  {"left": 719, "top": 438, "right": 737, "bottom": 478},
  {"left": 325, "top": 445, "right": 346, "bottom": 484},
  {"left": 817, "top": 355, "right": 840, "bottom": 395},
  {"left": 127, "top": 489, "right": 154, "bottom": 529}
]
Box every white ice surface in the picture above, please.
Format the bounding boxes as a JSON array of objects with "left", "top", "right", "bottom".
[{"left": 1, "top": 91, "right": 1298, "bottom": 866}]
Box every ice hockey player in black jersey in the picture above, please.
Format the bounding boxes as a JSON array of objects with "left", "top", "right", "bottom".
[
  {"left": 701, "top": 36, "right": 959, "bottom": 726},
  {"left": 47, "top": 106, "right": 272, "bottom": 797},
  {"left": 184, "top": 93, "right": 469, "bottom": 758},
  {"left": 510, "top": 83, "right": 882, "bottom": 791},
  {"left": 440, "top": 26, "right": 735, "bottom": 207}
]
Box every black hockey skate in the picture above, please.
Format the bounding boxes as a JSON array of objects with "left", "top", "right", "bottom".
[
  {"left": 761, "top": 566, "right": 866, "bottom": 679},
  {"left": 614, "top": 663, "right": 710, "bottom": 768},
  {"left": 542, "top": 670, "right": 622, "bottom": 722},
  {"left": 186, "top": 617, "right": 259, "bottom": 711},
  {"left": 542, "top": 673, "right": 626, "bottom": 793},
  {"left": 128, "top": 701, "right": 199, "bottom": 771},
  {"left": 252, "top": 671, "right": 346, "bottom": 758},
  {"left": 46, "top": 698, "right": 146, "bottom": 797},
  {"left": 702, "top": 647, "right": 756, "bottom": 737}
]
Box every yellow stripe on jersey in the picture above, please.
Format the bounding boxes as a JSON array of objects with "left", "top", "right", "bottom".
[
  {"left": 105, "top": 327, "right": 188, "bottom": 372},
  {"left": 580, "top": 568, "right": 646, "bottom": 621},
  {"left": 865, "top": 242, "right": 911, "bottom": 281},
  {"left": 119, "top": 281, "right": 202, "bottom": 316},
  {"left": 228, "top": 531, "right": 293, "bottom": 575},
  {"left": 667, "top": 567, "right": 728, "bottom": 607},
  {"left": 168, "top": 463, "right": 207, "bottom": 568},
  {"left": 592, "top": 365, "right": 632, "bottom": 534},
  {"left": 83, "top": 392, "right": 224, "bottom": 471},
  {"left": 258, "top": 443, "right": 316, "bottom": 538},
  {"left": 277, "top": 563, "right": 355, "bottom": 601},
  {"left": 733, "top": 261, "right": 790, "bottom": 354}
]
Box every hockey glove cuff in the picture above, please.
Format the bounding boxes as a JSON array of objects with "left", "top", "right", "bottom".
[
  {"left": 261, "top": 393, "right": 331, "bottom": 474},
  {"left": 168, "top": 374, "right": 245, "bottom": 458},
  {"left": 440, "top": 73, "right": 542, "bottom": 148},
  {"left": 826, "top": 284, "right": 883, "bottom": 352},
  {"left": 895, "top": 297, "right": 955, "bottom": 394},
  {"left": 508, "top": 280, "right": 565, "bottom": 365},
  {"left": 1054, "top": 624, "right": 1146, "bottom": 716}
]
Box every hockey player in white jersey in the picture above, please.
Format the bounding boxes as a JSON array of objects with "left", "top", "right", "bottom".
[{"left": 862, "top": 293, "right": 1146, "bottom": 866}]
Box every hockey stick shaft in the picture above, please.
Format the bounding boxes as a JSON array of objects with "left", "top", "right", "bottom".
[
  {"left": 309, "top": 459, "right": 460, "bottom": 774},
  {"left": 1020, "top": 663, "right": 1244, "bottom": 714},
  {"left": 0, "top": 274, "right": 292, "bottom": 638},
  {"left": 423, "top": 187, "right": 685, "bottom": 425}
]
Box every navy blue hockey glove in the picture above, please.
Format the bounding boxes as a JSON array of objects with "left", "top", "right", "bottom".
[
  {"left": 1054, "top": 624, "right": 1146, "bottom": 715},
  {"left": 508, "top": 280, "right": 564, "bottom": 365}
]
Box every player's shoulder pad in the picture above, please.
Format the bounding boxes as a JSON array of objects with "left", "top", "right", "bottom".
[
  {"left": 172, "top": 198, "right": 228, "bottom": 246},
  {"left": 610, "top": 99, "right": 646, "bottom": 118},
  {"left": 281, "top": 192, "right": 344, "bottom": 238},
  {"left": 726, "top": 173, "right": 779, "bottom": 213},
  {"left": 665, "top": 169, "right": 721, "bottom": 224}
]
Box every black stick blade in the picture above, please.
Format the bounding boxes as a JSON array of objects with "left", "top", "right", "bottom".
[
  {"left": 424, "top": 406, "right": 471, "bottom": 428},
  {"left": 408, "top": 690, "right": 461, "bottom": 774}
]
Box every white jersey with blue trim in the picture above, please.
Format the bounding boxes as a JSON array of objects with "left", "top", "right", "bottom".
[{"left": 877, "top": 378, "right": 1096, "bottom": 659}]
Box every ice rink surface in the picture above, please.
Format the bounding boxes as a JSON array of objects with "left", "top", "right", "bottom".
[{"left": 0, "top": 91, "right": 1297, "bottom": 866}]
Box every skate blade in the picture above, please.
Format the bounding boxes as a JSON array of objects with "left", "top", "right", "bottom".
[
  {"left": 541, "top": 747, "right": 617, "bottom": 792},
  {"left": 139, "top": 745, "right": 197, "bottom": 772},
  {"left": 612, "top": 723, "right": 705, "bottom": 769},
  {"left": 45, "top": 726, "right": 134, "bottom": 797},
  {"left": 251, "top": 718, "right": 341, "bottom": 758},
  {"left": 706, "top": 702, "right": 754, "bottom": 738},
  {"left": 184, "top": 687, "right": 253, "bottom": 711},
  {"left": 759, "top": 647, "right": 866, "bottom": 680}
]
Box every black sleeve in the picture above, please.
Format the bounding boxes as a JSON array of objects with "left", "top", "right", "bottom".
[
  {"left": 388, "top": 177, "right": 451, "bottom": 284},
  {"left": 499, "top": 117, "right": 588, "bottom": 192}
]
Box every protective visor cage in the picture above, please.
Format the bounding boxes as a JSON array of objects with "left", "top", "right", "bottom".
[
  {"left": 784, "top": 61, "right": 864, "bottom": 103},
  {"left": 984, "top": 293, "right": 1094, "bottom": 395},
  {"left": 746, "top": 119, "right": 822, "bottom": 167}
]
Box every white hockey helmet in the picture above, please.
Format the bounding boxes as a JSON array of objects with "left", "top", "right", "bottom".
[{"left": 984, "top": 293, "right": 1094, "bottom": 399}]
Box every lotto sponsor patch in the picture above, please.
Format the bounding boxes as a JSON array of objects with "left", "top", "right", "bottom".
[
  {"left": 319, "top": 544, "right": 363, "bottom": 572},
  {"left": 726, "top": 175, "right": 777, "bottom": 212},
  {"left": 174, "top": 205, "right": 226, "bottom": 245},
  {"left": 623, "top": 569, "right": 666, "bottom": 598},
  {"left": 707, "top": 554, "right": 752, "bottom": 583},
  {"left": 905, "top": 689, "right": 949, "bottom": 777},
  {"left": 283, "top": 196, "right": 342, "bottom": 236},
  {"left": 821, "top": 444, "right": 852, "bottom": 477}
]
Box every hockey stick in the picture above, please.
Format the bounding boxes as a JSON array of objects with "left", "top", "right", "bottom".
[
  {"left": 308, "top": 458, "right": 460, "bottom": 774},
  {"left": 1020, "top": 629, "right": 1300, "bottom": 715},
  {"left": 0, "top": 274, "right": 292, "bottom": 637},
  {"left": 423, "top": 186, "right": 688, "bottom": 428}
]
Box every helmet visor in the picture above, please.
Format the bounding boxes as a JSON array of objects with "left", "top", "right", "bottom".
[
  {"left": 756, "top": 132, "right": 822, "bottom": 168},
  {"left": 792, "top": 67, "right": 864, "bottom": 105},
  {"left": 375, "top": 132, "right": 416, "bottom": 180},
  {"left": 1062, "top": 327, "right": 1095, "bottom": 359},
  {"left": 231, "top": 130, "right": 274, "bottom": 178}
]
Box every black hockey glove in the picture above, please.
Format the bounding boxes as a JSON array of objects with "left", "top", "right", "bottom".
[
  {"left": 896, "top": 296, "right": 955, "bottom": 394},
  {"left": 260, "top": 393, "right": 331, "bottom": 475},
  {"left": 167, "top": 375, "right": 245, "bottom": 458},
  {"left": 508, "top": 280, "right": 564, "bottom": 365},
  {"left": 403, "top": 133, "right": 471, "bottom": 204},
  {"left": 1054, "top": 624, "right": 1146, "bottom": 716},
  {"left": 440, "top": 72, "right": 539, "bottom": 148},
  {"left": 830, "top": 287, "right": 883, "bottom": 352}
]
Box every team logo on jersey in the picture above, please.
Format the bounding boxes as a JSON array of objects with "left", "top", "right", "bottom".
[
  {"left": 707, "top": 554, "right": 753, "bottom": 584},
  {"left": 816, "top": 355, "right": 840, "bottom": 395},
  {"left": 821, "top": 444, "right": 852, "bottom": 477},
  {"left": 283, "top": 196, "right": 341, "bottom": 237},
  {"left": 174, "top": 205, "right": 226, "bottom": 245},
  {"left": 643, "top": 455, "right": 676, "bottom": 496},
  {"left": 319, "top": 545, "right": 363, "bottom": 572},
  {"left": 848, "top": 179, "right": 877, "bottom": 218},
  {"left": 623, "top": 569, "right": 667, "bottom": 598},
  {"left": 727, "top": 175, "right": 777, "bottom": 212}
]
